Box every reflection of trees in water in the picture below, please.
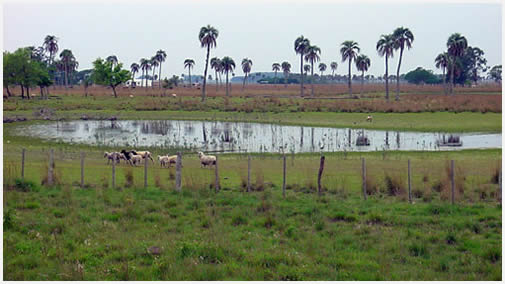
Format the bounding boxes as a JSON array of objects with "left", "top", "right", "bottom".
[
  {"left": 58, "top": 122, "right": 78, "bottom": 133},
  {"left": 184, "top": 122, "right": 195, "bottom": 135},
  {"left": 140, "top": 121, "right": 173, "bottom": 135}
]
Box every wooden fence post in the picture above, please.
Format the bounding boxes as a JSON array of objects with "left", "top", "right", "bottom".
[
  {"left": 175, "top": 152, "right": 182, "bottom": 192},
  {"left": 21, "top": 148, "right": 25, "bottom": 179},
  {"left": 451, "top": 160, "right": 455, "bottom": 205},
  {"left": 80, "top": 152, "right": 85, "bottom": 188},
  {"left": 144, "top": 155, "right": 148, "bottom": 188},
  {"left": 214, "top": 156, "right": 220, "bottom": 193},
  {"left": 247, "top": 155, "right": 251, "bottom": 192},
  {"left": 48, "top": 149, "right": 54, "bottom": 186},
  {"left": 112, "top": 159, "right": 116, "bottom": 189},
  {"left": 408, "top": 159, "right": 412, "bottom": 204},
  {"left": 362, "top": 157, "right": 367, "bottom": 200},
  {"left": 317, "top": 155, "right": 325, "bottom": 196},
  {"left": 282, "top": 154, "right": 287, "bottom": 198}
]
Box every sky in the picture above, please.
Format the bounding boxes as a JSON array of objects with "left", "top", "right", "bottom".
[{"left": 3, "top": 0, "right": 502, "bottom": 79}]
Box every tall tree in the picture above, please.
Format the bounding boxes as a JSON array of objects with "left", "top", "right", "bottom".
[
  {"left": 488, "top": 65, "right": 502, "bottom": 82},
  {"left": 184, "top": 59, "right": 195, "bottom": 86},
  {"left": 340, "top": 41, "right": 360, "bottom": 96},
  {"left": 294, "top": 36, "right": 311, "bottom": 97},
  {"left": 435, "top": 52, "right": 449, "bottom": 94},
  {"left": 272, "top": 63, "right": 281, "bottom": 83},
  {"left": 106, "top": 55, "right": 118, "bottom": 68},
  {"left": 330, "top": 62, "right": 338, "bottom": 79},
  {"left": 281, "top": 61, "right": 291, "bottom": 87},
  {"left": 59, "top": 49, "right": 76, "bottom": 89},
  {"left": 199, "top": 25, "right": 219, "bottom": 102},
  {"left": 210, "top": 57, "right": 221, "bottom": 91},
  {"left": 466, "top": 46, "right": 487, "bottom": 84},
  {"left": 304, "top": 45, "right": 321, "bottom": 97},
  {"left": 241, "top": 58, "right": 253, "bottom": 90},
  {"left": 303, "top": 64, "right": 310, "bottom": 75},
  {"left": 447, "top": 33, "right": 468, "bottom": 94},
  {"left": 91, "top": 58, "right": 131, "bottom": 98},
  {"left": 140, "top": 58, "right": 150, "bottom": 87},
  {"left": 221, "top": 56, "right": 235, "bottom": 97},
  {"left": 130, "top": 63, "right": 140, "bottom": 88},
  {"left": 355, "top": 54, "right": 371, "bottom": 96},
  {"left": 150, "top": 56, "right": 159, "bottom": 88},
  {"left": 43, "top": 35, "right": 58, "bottom": 65},
  {"left": 376, "top": 34, "right": 395, "bottom": 100},
  {"left": 156, "top": 49, "right": 166, "bottom": 89},
  {"left": 318, "top": 63, "right": 327, "bottom": 78},
  {"left": 392, "top": 27, "right": 414, "bottom": 101}
]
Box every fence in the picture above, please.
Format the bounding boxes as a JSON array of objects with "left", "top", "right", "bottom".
[{"left": 4, "top": 148, "right": 502, "bottom": 204}]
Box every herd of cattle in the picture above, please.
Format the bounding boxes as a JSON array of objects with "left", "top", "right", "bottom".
[{"left": 103, "top": 150, "right": 217, "bottom": 168}]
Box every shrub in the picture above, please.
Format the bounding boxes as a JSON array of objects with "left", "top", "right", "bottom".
[
  {"left": 384, "top": 173, "right": 405, "bottom": 196},
  {"left": 365, "top": 175, "right": 379, "bottom": 195},
  {"left": 4, "top": 209, "right": 14, "bottom": 230},
  {"left": 14, "top": 179, "right": 39, "bottom": 192}
]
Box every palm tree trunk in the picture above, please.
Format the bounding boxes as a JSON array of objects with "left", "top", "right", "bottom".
[
  {"left": 64, "top": 64, "right": 68, "bottom": 89},
  {"left": 141, "top": 70, "right": 144, "bottom": 87},
  {"left": 300, "top": 55, "right": 304, "bottom": 97},
  {"left": 396, "top": 46, "right": 404, "bottom": 101},
  {"left": 310, "top": 62, "right": 314, "bottom": 97},
  {"left": 361, "top": 70, "right": 364, "bottom": 96},
  {"left": 152, "top": 67, "right": 156, "bottom": 89},
  {"left": 5, "top": 85, "right": 11, "bottom": 97},
  {"left": 284, "top": 73, "right": 288, "bottom": 87},
  {"left": 443, "top": 67, "right": 447, "bottom": 95},
  {"left": 158, "top": 63, "right": 162, "bottom": 89},
  {"left": 348, "top": 59, "right": 352, "bottom": 96},
  {"left": 202, "top": 45, "right": 210, "bottom": 102},
  {"left": 242, "top": 74, "right": 246, "bottom": 91},
  {"left": 226, "top": 71, "right": 229, "bottom": 97},
  {"left": 20, "top": 84, "right": 24, "bottom": 99},
  {"left": 189, "top": 68, "right": 192, "bottom": 86},
  {"left": 215, "top": 70, "right": 218, "bottom": 92},
  {"left": 450, "top": 57, "right": 455, "bottom": 95},
  {"left": 385, "top": 57, "right": 389, "bottom": 101},
  {"left": 274, "top": 71, "right": 277, "bottom": 83}
]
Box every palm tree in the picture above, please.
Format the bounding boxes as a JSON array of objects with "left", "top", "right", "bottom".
[
  {"left": 294, "top": 36, "right": 311, "bottom": 97},
  {"left": 210, "top": 57, "right": 221, "bottom": 91},
  {"left": 376, "top": 34, "right": 395, "bottom": 100},
  {"left": 59, "top": 49, "right": 76, "bottom": 89},
  {"left": 303, "top": 64, "right": 310, "bottom": 76},
  {"left": 355, "top": 54, "right": 371, "bottom": 96},
  {"left": 221, "top": 56, "right": 235, "bottom": 97},
  {"left": 340, "top": 41, "right": 360, "bottom": 96},
  {"left": 130, "top": 63, "right": 140, "bottom": 88},
  {"left": 43, "top": 35, "right": 59, "bottom": 65},
  {"left": 106, "top": 55, "right": 118, "bottom": 68},
  {"left": 392, "top": 27, "right": 414, "bottom": 101},
  {"left": 199, "top": 25, "right": 219, "bottom": 102},
  {"left": 281, "top": 61, "right": 291, "bottom": 87},
  {"left": 150, "top": 56, "right": 159, "bottom": 88},
  {"left": 272, "top": 63, "right": 281, "bottom": 83},
  {"left": 318, "top": 63, "right": 327, "bottom": 78},
  {"left": 241, "top": 58, "right": 253, "bottom": 90},
  {"left": 304, "top": 45, "right": 321, "bottom": 97},
  {"left": 435, "top": 52, "right": 449, "bottom": 94},
  {"left": 447, "top": 33, "right": 468, "bottom": 95},
  {"left": 184, "top": 59, "right": 195, "bottom": 86},
  {"left": 140, "top": 58, "right": 150, "bottom": 87},
  {"left": 330, "top": 62, "right": 338, "bottom": 79},
  {"left": 156, "top": 50, "right": 167, "bottom": 89}
]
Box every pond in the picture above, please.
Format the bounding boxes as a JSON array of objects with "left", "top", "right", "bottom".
[{"left": 14, "top": 120, "right": 502, "bottom": 153}]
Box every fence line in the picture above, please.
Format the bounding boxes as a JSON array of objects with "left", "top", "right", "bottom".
[
  {"left": 361, "top": 158, "right": 367, "bottom": 200},
  {"left": 408, "top": 159, "right": 412, "bottom": 204}
]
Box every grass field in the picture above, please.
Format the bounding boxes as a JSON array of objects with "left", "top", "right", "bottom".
[{"left": 3, "top": 84, "right": 502, "bottom": 280}]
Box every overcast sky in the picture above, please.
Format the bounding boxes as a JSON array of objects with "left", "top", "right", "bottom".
[{"left": 3, "top": 1, "right": 502, "bottom": 79}]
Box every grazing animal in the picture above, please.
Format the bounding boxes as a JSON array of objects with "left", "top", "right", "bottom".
[
  {"left": 120, "top": 150, "right": 138, "bottom": 166},
  {"left": 130, "top": 154, "right": 143, "bottom": 166},
  {"left": 104, "top": 152, "right": 121, "bottom": 164},
  {"left": 158, "top": 155, "right": 179, "bottom": 168},
  {"left": 366, "top": 115, "right": 373, "bottom": 122},
  {"left": 171, "top": 93, "right": 177, "bottom": 98},
  {"left": 135, "top": 151, "right": 154, "bottom": 163},
  {"left": 197, "top": 151, "right": 216, "bottom": 168}
]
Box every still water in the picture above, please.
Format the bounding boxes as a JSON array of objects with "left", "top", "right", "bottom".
[{"left": 15, "top": 120, "right": 501, "bottom": 153}]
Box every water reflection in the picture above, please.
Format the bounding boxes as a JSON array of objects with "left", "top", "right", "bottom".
[{"left": 16, "top": 120, "right": 502, "bottom": 153}]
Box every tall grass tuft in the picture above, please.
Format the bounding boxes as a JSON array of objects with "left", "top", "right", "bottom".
[
  {"left": 124, "top": 168, "right": 134, "bottom": 188},
  {"left": 383, "top": 172, "right": 405, "bottom": 197}
]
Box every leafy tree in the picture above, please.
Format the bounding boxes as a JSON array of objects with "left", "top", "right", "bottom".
[
  {"left": 241, "top": 58, "right": 253, "bottom": 90},
  {"left": 272, "top": 63, "right": 280, "bottom": 83},
  {"left": 199, "top": 25, "right": 219, "bottom": 102},
  {"left": 447, "top": 33, "right": 468, "bottom": 94},
  {"left": 304, "top": 45, "right": 321, "bottom": 97},
  {"left": 376, "top": 34, "right": 395, "bottom": 100},
  {"left": 281, "top": 61, "right": 291, "bottom": 87},
  {"left": 162, "top": 75, "right": 181, "bottom": 90},
  {"left": 404, "top": 67, "right": 440, "bottom": 84},
  {"left": 355, "top": 54, "right": 371, "bottom": 95},
  {"left": 393, "top": 27, "right": 414, "bottom": 101},
  {"left": 294, "top": 36, "right": 311, "bottom": 97},
  {"left": 489, "top": 65, "right": 501, "bottom": 82},
  {"left": 184, "top": 59, "right": 195, "bottom": 85},
  {"left": 221, "top": 56, "right": 235, "bottom": 97},
  {"left": 91, "top": 58, "right": 131, "bottom": 98},
  {"left": 340, "top": 40, "right": 360, "bottom": 96},
  {"left": 155, "top": 50, "right": 166, "bottom": 89},
  {"left": 466, "top": 47, "right": 487, "bottom": 84},
  {"left": 435, "top": 52, "right": 449, "bottom": 94}
]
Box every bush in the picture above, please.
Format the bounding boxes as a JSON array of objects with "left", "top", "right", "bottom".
[
  {"left": 4, "top": 209, "right": 14, "bottom": 230},
  {"left": 14, "top": 178, "right": 39, "bottom": 192}
]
